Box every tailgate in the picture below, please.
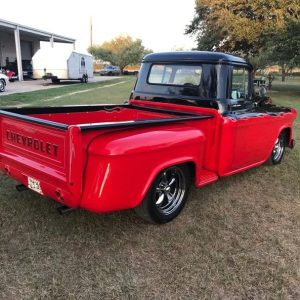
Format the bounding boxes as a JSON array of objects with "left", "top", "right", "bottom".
[{"left": 0, "top": 116, "right": 83, "bottom": 207}]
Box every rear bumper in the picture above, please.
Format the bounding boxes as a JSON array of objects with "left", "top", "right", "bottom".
[{"left": 0, "top": 161, "right": 79, "bottom": 208}]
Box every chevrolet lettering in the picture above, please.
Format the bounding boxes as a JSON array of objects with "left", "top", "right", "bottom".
[{"left": 5, "top": 130, "right": 59, "bottom": 156}]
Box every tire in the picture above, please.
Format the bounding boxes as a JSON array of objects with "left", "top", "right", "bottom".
[
  {"left": 0, "top": 79, "right": 5, "bottom": 92},
  {"left": 268, "top": 133, "right": 286, "bottom": 165},
  {"left": 51, "top": 78, "right": 60, "bottom": 84},
  {"left": 82, "top": 75, "right": 88, "bottom": 83},
  {"left": 134, "top": 164, "right": 191, "bottom": 224}
]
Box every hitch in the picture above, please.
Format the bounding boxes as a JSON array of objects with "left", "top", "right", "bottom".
[
  {"left": 16, "top": 184, "right": 28, "bottom": 192},
  {"left": 57, "top": 205, "right": 76, "bottom": 215}
]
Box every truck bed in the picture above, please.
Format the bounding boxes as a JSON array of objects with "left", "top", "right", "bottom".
[
  {"left": 0, "top": 104, "right": 210, "bottom": 130},
  {"left": 0, "top": 103, "right": 212, "bottom": 209}
]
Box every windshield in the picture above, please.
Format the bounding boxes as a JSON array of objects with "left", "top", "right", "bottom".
[{"left": 231, "top": 67, "right": 250, "bottom": 100}]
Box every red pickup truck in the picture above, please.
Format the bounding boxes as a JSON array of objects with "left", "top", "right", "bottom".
[{"left": 0, "top": 52, "right": 297, "bottom": 224}]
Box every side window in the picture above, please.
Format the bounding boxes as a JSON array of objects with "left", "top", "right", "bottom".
[{"left": 231, "top": 67, "right": 249, "bottom": 100}]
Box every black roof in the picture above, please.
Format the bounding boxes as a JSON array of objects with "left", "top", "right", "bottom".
[{"left": 143, "top": 51, "right": 248, "bottom": 65}]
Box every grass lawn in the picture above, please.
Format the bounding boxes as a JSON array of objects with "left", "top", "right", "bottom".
[
  {"left": 0, "top": 77, "right": 136, "bottom": 107},
  {"left": 0, "top": 78, "right": 299, "bottom": 299}
]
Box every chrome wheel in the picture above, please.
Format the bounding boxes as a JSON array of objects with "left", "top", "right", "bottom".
[
  {"left": 154, "top": 167, "right": 186, "bottom": 216},
  {"left": 268, "top": 133, "right": 286, "bottom": 165},
  {"left": 0, "top": 79, "right": 5, "bottom": 92},
  {"left": 134, "top": 164, "right": 191, "bottom": 224},
  {"left": 273, "top": 137, "right": 284, "bottom": 162}
]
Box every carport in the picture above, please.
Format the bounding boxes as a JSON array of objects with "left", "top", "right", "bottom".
[{"left": 0, "top": 18, "right": 75, "bottom": 81}]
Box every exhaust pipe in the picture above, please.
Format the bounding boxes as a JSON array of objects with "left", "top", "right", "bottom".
[
  {"left": 57, "top": 205, "right": 76, "bottom": 215},
  {"left": 16, "top": 184, "right": 28, "bottom": 192}
]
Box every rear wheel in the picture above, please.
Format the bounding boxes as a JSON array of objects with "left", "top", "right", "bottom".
[
  {"left": 268, "top": 133, "right": 285, "bottom": 164},
  {"left": 135, "top": 164, "right": 191, "bottom": 224},
  {"left": 81, "top": 75, "right": 88, "bottom": 83},
  {"left": 0, "top": 79, "right": 5, "bottom": 92}
]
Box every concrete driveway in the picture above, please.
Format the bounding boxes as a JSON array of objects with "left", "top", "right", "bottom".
[{"left": 0, "top": 76, "right": 121, "bottom": 96}]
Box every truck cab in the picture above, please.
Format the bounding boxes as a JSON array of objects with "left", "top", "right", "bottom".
[{"left": 132, "top": 51, "right": 286, "bottom": 116}]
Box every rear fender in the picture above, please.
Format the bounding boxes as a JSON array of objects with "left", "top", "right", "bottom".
[
  {"left": 80, "top": 124, "right": 206, "bottom": 212},
  {"left": 274, "top": 108, "right": 297, "bottom": 148}
]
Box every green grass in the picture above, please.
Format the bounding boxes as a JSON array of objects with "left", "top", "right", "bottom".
[
  {"left": 0, "top": 77, "right": 136, "bottom": 107},
  {"left": 0, "top": 79, "right": 299, "bottom": 299}
]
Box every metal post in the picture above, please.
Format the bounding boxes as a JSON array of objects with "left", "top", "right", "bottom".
[
  {"left": 14, "top": 26, "right": 23, "bottom": 81},
  {"left": 90, "top": 17, "right": 93, "bottom": 47},
  {"left": 50, "top": 35, "right": 54, "bottom": 47},
  {"left": 73, "top": 42, "right": 76, "bottom": 50}
]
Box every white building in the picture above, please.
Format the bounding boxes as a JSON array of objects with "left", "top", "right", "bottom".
[{"left": 0, "top": 18, "right": 75, "bottom": 80}]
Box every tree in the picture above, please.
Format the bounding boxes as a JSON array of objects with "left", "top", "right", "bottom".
[
  {"left": 266, "top": 22, "right": 300, "bottom": 81},
  {"left": 186, "top": 0, "right": 300, "bottom": 56},
  {"left": 88, "top": 36, "right": 152, "bottom": 72},
  {"left": 247, "top": 51, "right": 271, "bottom": 76}
]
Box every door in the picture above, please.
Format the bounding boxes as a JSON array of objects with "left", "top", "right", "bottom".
[
  {"left": 221, "top": 66, "right": 277, "bottom": 174},
  {"left": 80, "top": 56, "right": 86, "bottom": 74}
]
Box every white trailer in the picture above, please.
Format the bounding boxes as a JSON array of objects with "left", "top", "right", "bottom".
[{"left": 32, "top": 48, "right": 93, "bottom": 83}]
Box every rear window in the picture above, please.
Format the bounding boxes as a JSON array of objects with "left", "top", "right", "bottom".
[{"left": 148, "top": 64, "right": 202, "bottom": 86}]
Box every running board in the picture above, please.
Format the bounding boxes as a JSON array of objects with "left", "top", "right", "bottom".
[{"left": 196, "top": 170, "right": 218, "bottom": 187}]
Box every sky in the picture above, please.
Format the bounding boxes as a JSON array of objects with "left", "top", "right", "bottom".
[{"left": 1, "top": 0, "right": 197, "bottom": 53}]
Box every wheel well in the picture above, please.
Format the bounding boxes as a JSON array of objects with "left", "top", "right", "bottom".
[
  {"left": 281, "top": 128, "right": 291, "bottom": 146},
  {"left": 154, "top": 162, "right": 196, "bottom": 185},
  {"left": 185, "top": 162, "right": 196, "bottom": 180}
]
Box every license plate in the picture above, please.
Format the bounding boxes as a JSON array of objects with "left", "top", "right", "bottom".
[{"left": 28, "top": 177, "right": 43, "bottom": 195}]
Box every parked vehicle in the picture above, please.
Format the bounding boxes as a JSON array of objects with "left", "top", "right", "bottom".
[
  {"left": 4, "top": 69, "right": 17, "bottom": 82},
  {"left": 0, "top": 72, "right": 8, "bottom": 92},
  {"left": 32, "top": 48, "right": 93, "bottom": 83},
  {"left": 5, "top": 60, "right": 33, "bottom": 80},
  {"left": 99, "top": 65, "right": 121, "bottom": 76},
  {"left": 0, "top": 51, "right": 297, "bottom": 224},
  {"left": 22, "top": 60, "right": 34, "bottom": 79}
]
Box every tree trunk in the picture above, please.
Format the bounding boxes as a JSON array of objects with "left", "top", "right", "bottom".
[
  {"left": 253, "top": 68, "right": 258, "bottom": 78},
  {"left": 120, "top": 67, "right": 124, "bottom": 74},
  {"left": 281, "top": 64, "right": 286, "bottom": 82}
]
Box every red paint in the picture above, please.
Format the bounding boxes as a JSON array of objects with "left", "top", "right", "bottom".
[{"left": 0, "top": 101, "right": 297, "bottom": 213}]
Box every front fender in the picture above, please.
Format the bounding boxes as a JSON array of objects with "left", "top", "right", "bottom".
[{"left": 80, "top": 124, "right": 205, "bottom": 212}]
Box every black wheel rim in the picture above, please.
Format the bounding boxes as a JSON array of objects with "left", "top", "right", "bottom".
[{"left": 154, "top": 167, "right": 186, "bottom": 215}]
